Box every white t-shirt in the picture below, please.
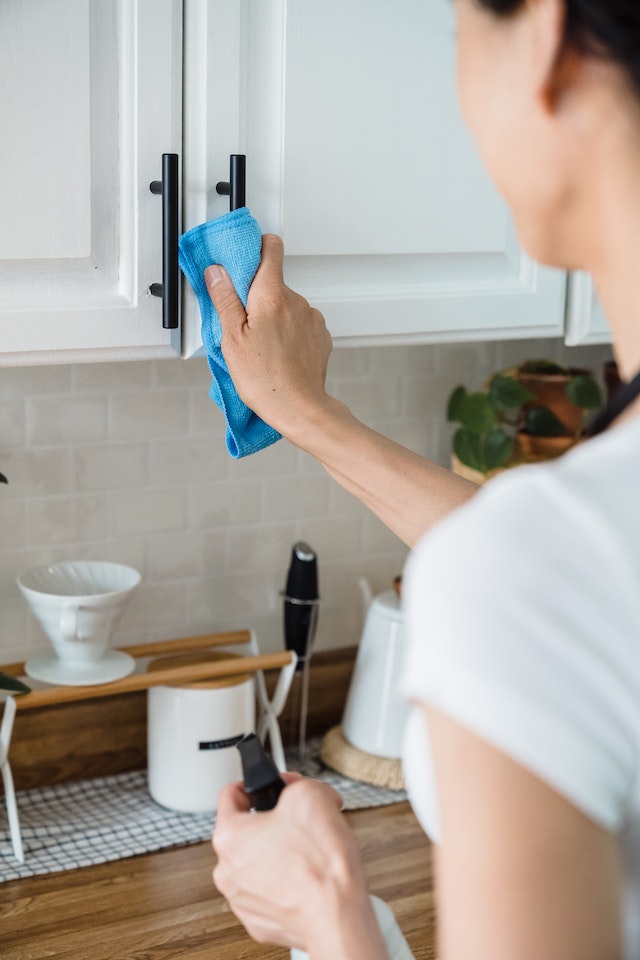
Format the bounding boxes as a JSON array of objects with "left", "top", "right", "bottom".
[{"left": 401, "top": 416, "right": 640, "bottom": 959}]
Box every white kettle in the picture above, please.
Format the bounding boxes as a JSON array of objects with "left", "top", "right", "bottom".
[{"left": 341, "top": 579, "right": 410, "bottom": 759}]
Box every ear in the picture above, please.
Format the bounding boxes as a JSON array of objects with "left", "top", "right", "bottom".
[{"left": 527, "top": 0, "right": 575, "bottom": 111}]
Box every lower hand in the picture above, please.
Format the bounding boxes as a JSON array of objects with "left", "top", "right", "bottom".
[
  {"left": 212, "top": 774, "right": 371, "bottom": 953},
  {"left": 204, "top": 234, "right": 333, "bottom": 441}
]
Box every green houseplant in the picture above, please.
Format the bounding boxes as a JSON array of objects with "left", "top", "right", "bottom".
[
  {"left": 447, "top": 359, "right": 603, "bottom": 480},
  {"left": 0, "top": 472, "right": 30, "bottom": 694}
]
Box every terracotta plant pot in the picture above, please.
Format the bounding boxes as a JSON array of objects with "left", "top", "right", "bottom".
[
  {"left": 515, "top": 432, "right": 576, "bottom": 463},
  {"left": 451, "top": 454, "right": 505, "bottom": 486},
  {"left": 516, "top": 367, "right": 590, "bottom": 437},
  {"left": 603, "top": 359, "right": 622, "bottom": 401}
]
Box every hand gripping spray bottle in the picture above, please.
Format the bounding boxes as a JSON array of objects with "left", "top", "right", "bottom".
[{"left": 236, "top": 739, "right": 416, "bottom": 960}]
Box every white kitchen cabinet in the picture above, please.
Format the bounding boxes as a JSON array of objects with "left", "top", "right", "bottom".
[
  {"left": 565, "top": 272, "right": 611, "bottom": 345},
  {"left": 0, "top": 0, "right": 182, "bottom": 365},
  {"left": 1, "top": 0, "right": 567, "bottom": 366},
  {"left": 181, "top": 0, "right": 566, "bottom": 356}
]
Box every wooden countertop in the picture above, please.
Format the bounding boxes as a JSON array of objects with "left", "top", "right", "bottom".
[{"left": 1, "top": 801, "right": 436, "bottom": 960}]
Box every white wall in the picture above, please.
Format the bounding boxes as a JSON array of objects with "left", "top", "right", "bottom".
[{"left": 0, "top": 337, "right": 611, "bottom": 666}]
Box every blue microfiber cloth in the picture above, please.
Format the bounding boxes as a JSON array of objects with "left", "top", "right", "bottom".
[{"left": 178, "top": 207, "right": 282, "bottom": 459}]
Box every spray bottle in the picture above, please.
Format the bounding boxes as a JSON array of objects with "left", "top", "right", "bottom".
[{"left": 236, "top": 734, "right": 415, "bottom": 960}]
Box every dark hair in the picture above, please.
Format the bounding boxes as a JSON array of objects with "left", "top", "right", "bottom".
[{"left": 475, "top": 1, "right": 640, "bottom": 98}]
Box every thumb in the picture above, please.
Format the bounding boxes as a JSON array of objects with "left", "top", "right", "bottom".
[
  {"left": 244, "top": 234, "right": 286, "bottom": 308},
  {"left": 204, "top": 264, "right": 246, "bottom": 333}
]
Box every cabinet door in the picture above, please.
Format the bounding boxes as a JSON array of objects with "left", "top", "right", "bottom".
[
  {"left": 0, "top": 0, "right": 182, "bottom": 364},
  {"left": 565, "top": 272, "right": 611, "bottom": 345},
  {"left": 182, "top": 0, "right": 565, "bottom": 356}
]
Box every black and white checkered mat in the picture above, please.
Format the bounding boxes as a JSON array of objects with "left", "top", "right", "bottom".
[{"left": 0, "top": 740, "right": 406, "bottom": 881}]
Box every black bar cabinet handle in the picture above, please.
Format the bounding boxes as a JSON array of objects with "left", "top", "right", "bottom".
[
  {"left": 216, "top": 154, "right": 246, "bottom": 211},
  {"left": 149, "top": 153, "right": 179, "bottom": 330}
]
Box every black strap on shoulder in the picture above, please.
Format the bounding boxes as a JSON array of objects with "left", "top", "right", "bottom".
[{"left": 586, "top": 367, "right": 640, "bottom": 437}]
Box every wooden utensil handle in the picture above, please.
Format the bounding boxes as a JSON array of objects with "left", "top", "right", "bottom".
[
  {"left": 14, "top": 650, "right": 294, "bottom": 711},
  {"left": 118, "top": 630, "right": 252, "bottom": 660}
]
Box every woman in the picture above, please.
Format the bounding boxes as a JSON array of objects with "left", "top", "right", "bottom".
[{"left": 207, "top": 1, "right": 640, "bottom": 957}]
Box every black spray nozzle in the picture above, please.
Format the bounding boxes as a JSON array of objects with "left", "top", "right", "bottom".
[{"left": 237, "top": 733, "right": 286, "bottom": 812}]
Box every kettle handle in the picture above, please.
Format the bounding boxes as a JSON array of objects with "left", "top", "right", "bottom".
[{"left": 358, "top": 577, "right": 373, "bottom": 618}]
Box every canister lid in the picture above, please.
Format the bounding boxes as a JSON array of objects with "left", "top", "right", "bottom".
[{"left": 147, "top": 651, "right": 252, "bottom": 689}]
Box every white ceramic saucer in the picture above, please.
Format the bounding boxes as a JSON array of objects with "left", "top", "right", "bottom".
[{"left": 25, "top": 650, "right": 136, "bottom": 686}]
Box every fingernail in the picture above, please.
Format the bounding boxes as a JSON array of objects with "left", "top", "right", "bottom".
[{"left": 205, "top": 264, "right": 224, "bottom": 287}]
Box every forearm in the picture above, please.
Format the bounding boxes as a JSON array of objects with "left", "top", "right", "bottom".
[
  {"left": 205, "top": 241, "right": 478, "bottom": 545},
  {"left": 289, "top": 396, "right": 479, "bottom": 547}
]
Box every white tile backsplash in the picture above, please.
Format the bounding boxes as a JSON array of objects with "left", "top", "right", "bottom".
[
  {"left": 73, "top": 442, "right": 147, "bottom": 493},
  {"left": 27, "top": 396, "right": 107, "bottom": 445},
  {"left": 0, "top": 338, "right": 611, "bottom": 665},
  {"left": 27, "top": 494, "right": 108, "bottom": 547},
  {"left": 109, "top": 391, "right": 189, "bottom": 441}
]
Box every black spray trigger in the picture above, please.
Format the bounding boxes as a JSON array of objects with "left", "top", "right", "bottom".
[{"left": 237, "top": 733, "right": 286, "bottom": 811}]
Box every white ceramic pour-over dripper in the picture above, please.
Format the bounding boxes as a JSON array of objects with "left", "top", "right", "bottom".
[{"left": 18, "top": 561, "right": 141, "bottom": 685}]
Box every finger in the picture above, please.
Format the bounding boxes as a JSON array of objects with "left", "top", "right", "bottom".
[
  {"left": 215, "top": 773, "right": 301, "bottom": 830},
  {"left": 212, "top": 782, "right": 252, "bottom": 858},
  {"left": 215, "top": 780, "right": 252, "bottom": 821},
  {"left": 280, "top": 771, "right": 303, "bottom": 786},
  {"left": 258, "top": 234, "right": 285, "bottom": 278},
  {"left": 204, "top": 264, "right": 247, "bottom": 333},
  {"left": 284, "top": 776, "right": 344, "bottom": 813},
  {"left": 247, "top": 235, "right": 286, "bottom": 305},
  {"left": 312, "top": 780, "right": 344, "bottom": 811}
]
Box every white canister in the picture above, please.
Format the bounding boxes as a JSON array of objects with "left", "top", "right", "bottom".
[
  {"left": 341, "top": 588, "right": 409, "bottom": 759},
  {"left": 147, "top": 656, "right": 255, "bottom": 813}
]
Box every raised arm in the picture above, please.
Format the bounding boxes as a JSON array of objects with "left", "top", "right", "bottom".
[{"left": 205, "top": 235, "right": 477, "bottom": 548}]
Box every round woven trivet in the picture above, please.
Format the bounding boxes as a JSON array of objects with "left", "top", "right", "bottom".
[{"left": 320, "top": 725, "right": 405, "bottom": 791}]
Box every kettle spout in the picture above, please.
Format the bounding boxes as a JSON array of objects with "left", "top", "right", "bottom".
[{"left": 358, "top": 577, "right": 373, "bottom": 617}]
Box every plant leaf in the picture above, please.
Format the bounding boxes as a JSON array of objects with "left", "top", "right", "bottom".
[
  {"left": 446, "top": 385, "right": 467, "bottom": 422},
  {"left": 456, "top": 392, "right": 498, "bottom": 435},
  {"left": 525, "top": 406, "right": 566, "bottom": 437},
  {"left": 484, "top": 429, "right": 514, "bottom": 470},
  {"left": 0, "top": 672, "right": 30, "bottom": 694},
  {"left": 519, "top": 358, "right": 567, "bottom": 375},
  {"left": 453, "top": 427, "right": 484, "bottom": 472},
  {"left": 489, "top": 374, "right": 534, "bottom": 411},
  {"left": 566, "top": 374, "right": 603, "bottom": 410}
]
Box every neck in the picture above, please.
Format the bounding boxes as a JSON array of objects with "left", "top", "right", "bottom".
[
  {"left": 591, "top": 239, "right": 640, "bottom": 384},
  {"left": 586, "top": 101, "right": 640, "bottom": 382}
]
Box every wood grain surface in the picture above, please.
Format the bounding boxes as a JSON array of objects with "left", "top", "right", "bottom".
[{"left": 0, "top": 802, "right": 436, "bottom": 960}]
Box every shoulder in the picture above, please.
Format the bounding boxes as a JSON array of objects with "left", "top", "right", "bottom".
[
  {"left": 402, "top": 441, "right": 640, "bottom": 829},
  {"left": 408, "top": 421, "right": 640, "bottom": 603},
  {"left": 405, "top": 459, "right": 584, "bottom": 616}
]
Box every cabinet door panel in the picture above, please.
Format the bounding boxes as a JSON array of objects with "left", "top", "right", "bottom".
[
  {"left": 182, "top": 0, "right": 565, "bottom": 355},
  {"left": 0, "top": 0, "right": 91, "bottom": 261},
  {"left": 0, "top": 0, "right": 182, "bottom": 364},
  {"left": 278, "top": 3, "right": 504, "bottom": 256},
  {"left": 565, "top": 272, "right": 611, "bottom": 345}
]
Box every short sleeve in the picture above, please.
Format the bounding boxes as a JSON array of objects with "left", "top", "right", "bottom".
[{"left": 401, "top": 465, "right": 640, "bottom": 831}]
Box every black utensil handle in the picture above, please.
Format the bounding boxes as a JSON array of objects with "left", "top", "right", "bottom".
[
  {"left": 149, "top": 153, "right": 179, "bottom": 330},
  {"left": 216, "top": 154, "right": 246, "bottom": 211}
]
